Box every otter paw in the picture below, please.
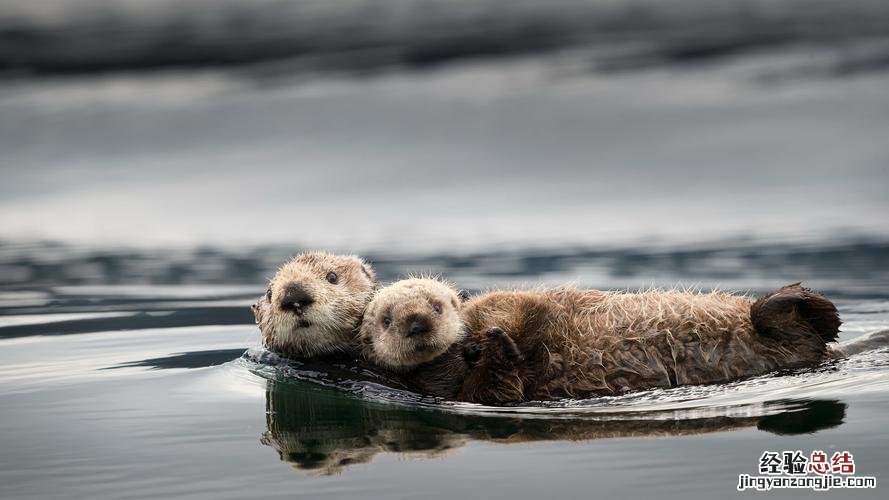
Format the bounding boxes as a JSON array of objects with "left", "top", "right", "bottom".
[{"left": 486, "top": 327, "right": 524, "bottom": 364}]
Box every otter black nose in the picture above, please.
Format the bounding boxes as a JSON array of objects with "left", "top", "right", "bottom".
[
  {"left": 406, "top": 317, "right": 432, "bottom": 337},
  {"left": 280, "top": 283, "right": 314, "bottom": 313}
]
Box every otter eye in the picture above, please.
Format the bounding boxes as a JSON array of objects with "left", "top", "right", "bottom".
[
  {"left": 432, "top": 302, "right": 442, "bottom": 314},
  {"left": 265, "top": 288, "right": 272, "bottom": 300},
  {"left": 382, "top": 317, "right": 391, "bottom": 328},
  {"left": 326, "top": 272, "right": 338, "bottom": 284}
]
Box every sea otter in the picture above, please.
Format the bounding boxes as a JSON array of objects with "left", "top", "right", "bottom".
[
  {"left": 359, "top": 278, "right": 847, "bottom": 404},
  {"left": 356, "top": 277, "right": 486, "bottom": 398},
  {"left": 253, "top": 252, "right": 377, "bottom": 358}
]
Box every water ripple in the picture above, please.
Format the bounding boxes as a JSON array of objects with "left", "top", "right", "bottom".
[{"left": 240, "top": 343, "right": 889, "bottom": 420}]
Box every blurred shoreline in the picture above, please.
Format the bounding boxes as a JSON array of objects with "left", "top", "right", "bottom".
[
  {"left": 2, "top": 235, "right": 887, "bottom": 300},
  {"left": 2, "top": 0, "right": 887, "bottom": 293},
  {"left": 3, "top": 0, "right": 889, "bottom": 79},
  {"left": 2, "top": 55, "right": 887, "bottom": 250}
]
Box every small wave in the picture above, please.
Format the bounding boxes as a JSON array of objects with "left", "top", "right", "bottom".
[
  {"left": 240, "top": 344, "right": 889, "bottom": 420},
  {"left": 247, "top": 344, "right": 886, "bottom": 474}
]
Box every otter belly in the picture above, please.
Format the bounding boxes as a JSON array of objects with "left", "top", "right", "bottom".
[
  {"left": 462, "top": 286, "right": 838, "bottom": 403},
  {"left": 533, "top": 287, "right": 836, "bottom": 399}
]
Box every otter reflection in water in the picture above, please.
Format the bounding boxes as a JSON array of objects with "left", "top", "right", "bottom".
[{"left": 259, "top": 380, "right": 846, "bottom": 476}]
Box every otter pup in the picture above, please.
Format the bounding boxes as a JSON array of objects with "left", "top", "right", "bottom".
[
  {"left": 358, "top": 277, "right": 518, "bottom": 399},
  {"left": 361, "top": 279, "right": 842, "bottom": 404},
  {"left": 253, "top": 252, "right": 377, "bottom": 358}
]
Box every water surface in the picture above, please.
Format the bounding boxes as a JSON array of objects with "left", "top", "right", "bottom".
[
  {"left": 1, "top": 241, "right": 888, "bottom": 499},
  {"left": 1, "top": 0, "right": 888, "bottom": 497}
]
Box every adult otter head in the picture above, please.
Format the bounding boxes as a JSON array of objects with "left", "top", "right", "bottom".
[
  {"left": 256, "top": 252, "right": 377, "bottom": 358},
  {"left": 359, "top": 277, "right": 464, "bottom": 371}
]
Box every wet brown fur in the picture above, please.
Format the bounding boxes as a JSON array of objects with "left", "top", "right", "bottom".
[
  {"left": 363, "top": 280, "right": 841, "bottom": 404},
  {"left": 458, "top": 284, "right": 841, "bottom": 404}
]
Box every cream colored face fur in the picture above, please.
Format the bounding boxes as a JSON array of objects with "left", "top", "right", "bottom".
[
  {"left": 255, "top": 252, "right": 377, "bottom": 357},
  {"left": 360, "top": 278, "right": 464, "bottom": 371}
]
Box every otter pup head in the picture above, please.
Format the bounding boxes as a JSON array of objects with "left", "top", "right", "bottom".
[
  {"left": 360, "top": 277, "right": 464, "bottom": 371},
  {"left": 258, "top": 252, "right": 377, "bottom": 358}
]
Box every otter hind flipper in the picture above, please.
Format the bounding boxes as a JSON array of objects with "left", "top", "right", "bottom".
[{"left": 751, "top": 283, "right": 841, "bottom": 344}]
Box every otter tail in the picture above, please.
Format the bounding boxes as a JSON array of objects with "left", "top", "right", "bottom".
[
  {"left": 751, "top": 283, "right": 841, "bottom": 344},
  {"left": 827, "top": 329, "right": 889, "bottom": 359}
]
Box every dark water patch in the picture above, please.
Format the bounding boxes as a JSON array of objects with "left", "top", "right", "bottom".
[
  {"left": 756, "top": 399, "right": 846, "bottom": 435},
  {"left": 1, "top": 292, "right": 256, "bottom": 313},
  {"left": 105, "top": 348, "right": 247, "bottom": 370},
  {"left": 259, "top": 375, "right": 848, "bottom": 475},
  {"left": 0, "top": 306, "right": 253, "bottom": 338}
]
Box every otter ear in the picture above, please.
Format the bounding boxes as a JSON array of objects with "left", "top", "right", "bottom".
[
  {"left": 451, "top": 290, "right": 470, "bottom": 310},
  {"left": 358, "top": 260, "right": 378, "bottom": 286}
]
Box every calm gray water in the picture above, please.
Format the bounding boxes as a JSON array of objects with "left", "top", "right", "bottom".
[
  {"left": 1, "top": 241, "right": 888, "bottom": 499},
  {"left": 1, "top": 1, "right": 888, "bottom": 250},
  {"left": 2, "top": 0, "right": 889, "bottom": 498}
]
